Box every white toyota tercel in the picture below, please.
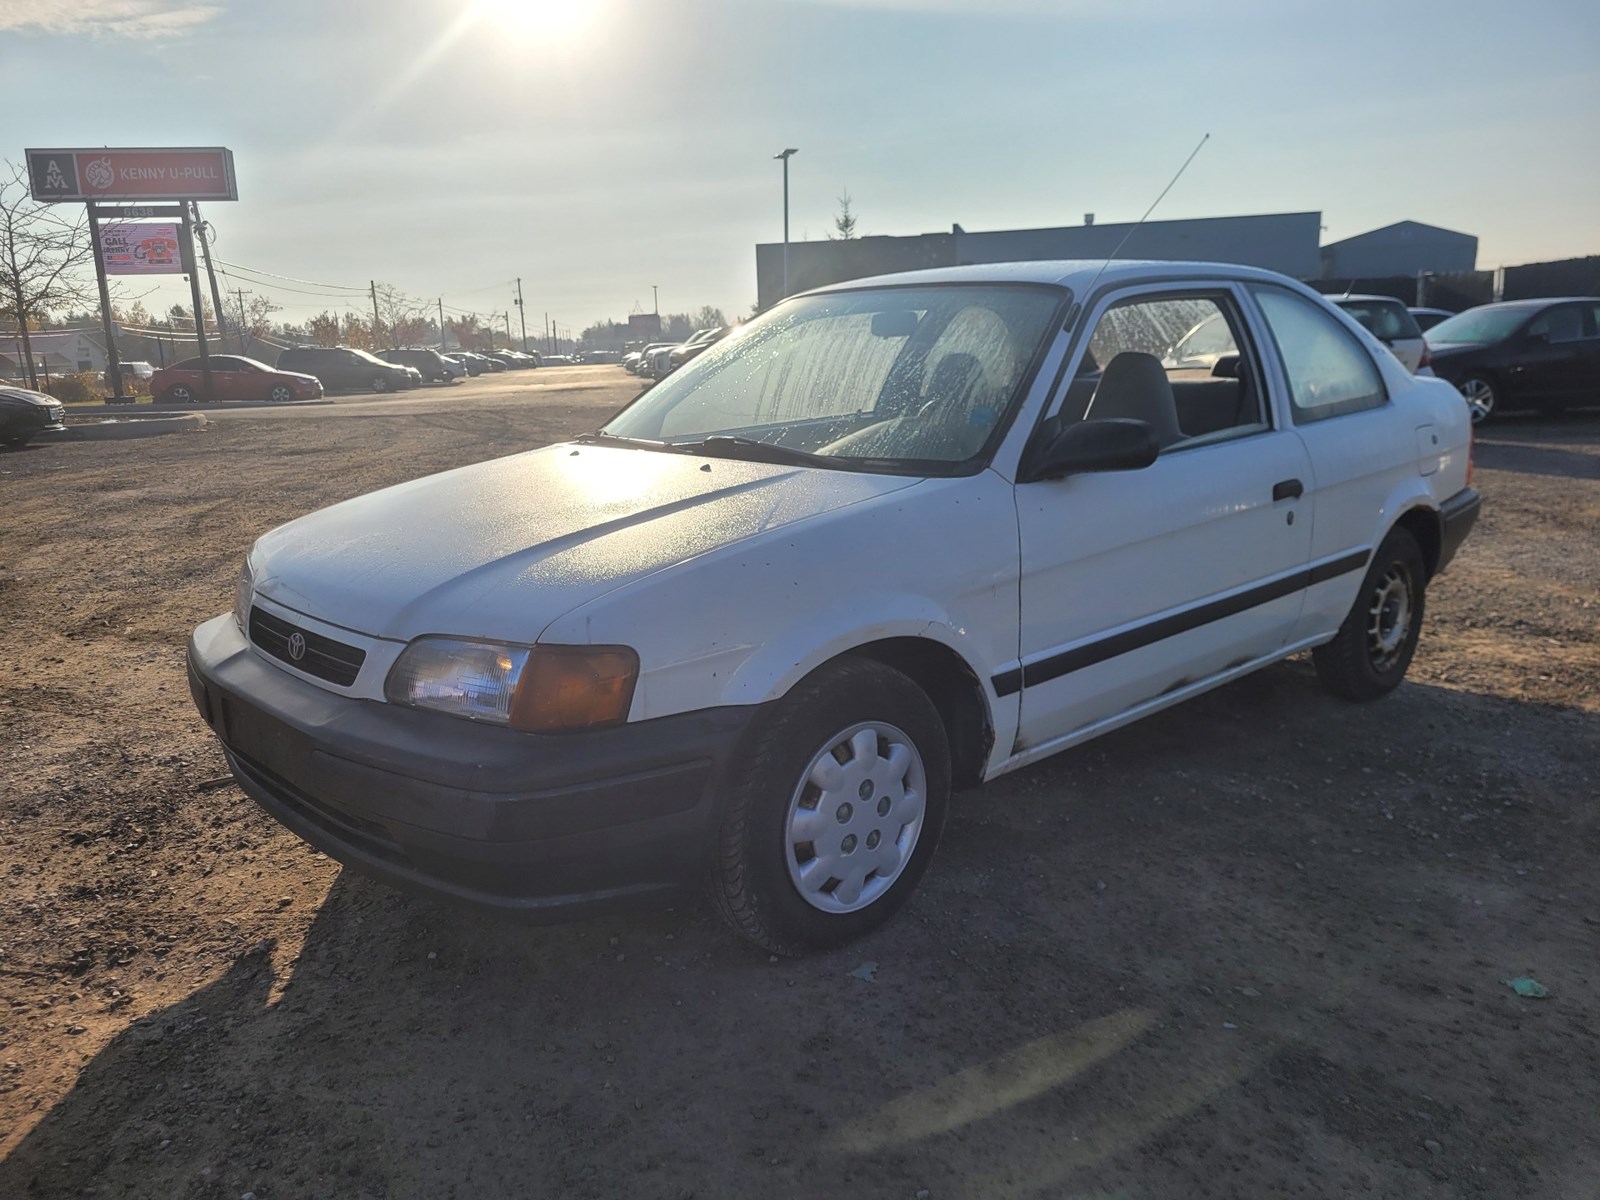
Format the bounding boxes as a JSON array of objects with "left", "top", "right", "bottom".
[{"left": 189, "top": 261, "right": 1481, "bottom": 954}]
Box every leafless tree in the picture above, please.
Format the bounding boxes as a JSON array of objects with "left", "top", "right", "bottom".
[
  {"left": 373, "top": 284, "right": 428, "bottom": 348},
  {"left": 0, "top": 163, "right": 95, "bottom": 389}
]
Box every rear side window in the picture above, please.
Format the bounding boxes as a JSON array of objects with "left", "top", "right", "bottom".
[
  {"left": 1527, "top": 305, "right": 1586, "bottom": 343},
  {"left": 1337, "top": 299, "right": 1422, "bottom": 341},
  {"left": 1253, "top": 287, "right": 1386, "bottom": 423}
]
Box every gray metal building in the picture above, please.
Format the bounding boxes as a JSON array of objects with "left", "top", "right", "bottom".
[
  {"left": 1319, "top": 220, "right": 1478, "bottom": 282},
  {"left": 756, "top": 211, "right": 1324, "bottom": 310}
]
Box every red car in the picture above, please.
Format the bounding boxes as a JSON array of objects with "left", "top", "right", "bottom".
[{"left": 152, "top": 355, "right": 323, "bottom": 404}]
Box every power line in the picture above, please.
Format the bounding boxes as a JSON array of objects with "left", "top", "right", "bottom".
[{"left": 212, "top": 258, "right": 369, "bottom": 293}]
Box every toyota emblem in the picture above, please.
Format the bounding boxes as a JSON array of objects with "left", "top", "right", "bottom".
[{"left": 286, "top": 632, "right": 307, "bottom": 662}]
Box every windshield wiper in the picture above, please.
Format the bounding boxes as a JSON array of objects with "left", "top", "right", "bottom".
[
  {"left": 574, "top": 431, "right": 669, "bottom": 450},
  {"left": 669, "top": 435, "right": 848, "bottom": 470}
]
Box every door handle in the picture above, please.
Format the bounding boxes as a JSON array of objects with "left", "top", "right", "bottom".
[{"left": 1272, "top": 478, "right": 1304, "bottom": 501}]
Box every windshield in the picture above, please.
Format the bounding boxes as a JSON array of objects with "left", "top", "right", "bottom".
[
  {"left": 602, "top": 285, "right": 1062, "bottom": 472},
  {"left": 1424, "top": 307, "right": 1529, "bottom": 345}
]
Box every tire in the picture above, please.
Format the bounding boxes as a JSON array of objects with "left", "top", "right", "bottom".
[
  {"left": 1457, "top": 374, "right": 1497, "bottom": 424},
  {"left": 2, "top": 435, "right": 28, "bottom": 449},
  {"left": 1312, "top": 527, "right": 1427, "bottom": 702},
  {"left": 371, "top": 374, "right": 393, "bottom": 394},
  {"left": 163, "top": 386, "right": 192, "bottom": 404},
  {"left": 708, "top": 658, "right": 951, "bottom": 955},
  {"left": 269, "top": 384, "right": 294, "bottom": 403}
]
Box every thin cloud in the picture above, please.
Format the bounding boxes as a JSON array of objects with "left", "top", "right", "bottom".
[{"left": 0, "top": 0, "right": 221, "bottom": 38}]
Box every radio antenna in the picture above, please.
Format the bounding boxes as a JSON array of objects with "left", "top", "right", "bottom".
[{"left": 1080, "top": 132, "right": 1211, "bottom": 300}]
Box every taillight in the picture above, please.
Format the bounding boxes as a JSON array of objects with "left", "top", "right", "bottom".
[
  {"left": 1467, "top": 424, "right": 1475, "bottom": 487},
  {"left": 1419, "top": 342, "right": 1432, "bottom": 370}
]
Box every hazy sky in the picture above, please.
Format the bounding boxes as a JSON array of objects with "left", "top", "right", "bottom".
[{"left": 3, "top": 0, "right": 1597, "bottom": 334}]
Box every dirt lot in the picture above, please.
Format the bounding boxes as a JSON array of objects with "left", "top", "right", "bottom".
[{"left": 1, "top": 368, "right": 1597, "bottom": 1199}]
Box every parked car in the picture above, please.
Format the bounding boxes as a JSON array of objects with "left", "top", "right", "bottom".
[
  {"left": 625, "top": 344, "right": 672, "bottom": 375},
  {"left": 103, "top": 361, "right": 155, "bottom": 400},
  {"left": 152, "top": 355, "right": 324, "bottom": 404},
  {"left": 378, "top": 348, "right": 462, "bottom": 383},
  {"left": 644, "top": 344, "right": 677, "bottom": 380},
  {"left": 484, "top": 350, "right": 539, "bottom": 371},
  {"left": 667, "top": 327, "right": 727, "bottom": 372},
  {"left": 446, "top": 353, "right": 488, "bottom": 377},
  {"left": 1329, "top": 295, "right": 1430, "bottom": 373},
  {"left": 0, "top": 386, "right": 67, "bottom": 447},
  {"left": 189, "top": 260, "right": 1479, "bottom": 953},
  {"left": 1409, "top": 307, "right": 1455, "bottom": 333},
  {"left": 1425, "top": 298, "right": 1600, "bottom": 422},
  {"left": 275, "top": 346, "right": 415, "bottom": 393}
]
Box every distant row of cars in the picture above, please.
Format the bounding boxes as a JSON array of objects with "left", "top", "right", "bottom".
[
  {"left": 137, "top": 344, "right": 549, "bottom": 403},
  {"left": 1326, "top": 294, "right": 1600, "bottom": 423},
  {"left": 621, "top": 327, "right": 731, "bottom": 381}
]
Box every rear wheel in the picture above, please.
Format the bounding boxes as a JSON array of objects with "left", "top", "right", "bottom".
[
  {"left": 708, "top": 658, "right": 950, "bottom": 955},
  {"left": 1457, "top": 374, "right": 1497, "bottom": 424},
  {"left": 163, "top": 385, "right": 192, "bottom": 404},
  {"left": 1312, "top": 527, "right": 1427, "bottom": 702}
]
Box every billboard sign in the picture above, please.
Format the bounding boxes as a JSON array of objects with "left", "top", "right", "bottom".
[
  {"left": 99, "top": 222, "right": 183, "bottom": 275},
  {"left": 25, "top": 147, "right": 237, "bottom": 203},
  {"left": 627, "top": 313, "right": 662, "bottom": 337}
]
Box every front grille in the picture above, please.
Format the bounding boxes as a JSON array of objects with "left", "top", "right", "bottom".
[{"left": 248, "top": 605, "right": 366, "bottom": 686}]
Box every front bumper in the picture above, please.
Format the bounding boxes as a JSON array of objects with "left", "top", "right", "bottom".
[
  {"left": 1436, "top": 486, "right": 1481, "bottom": 574},
  {"left": 187, "top": 615, "right": 757, "bottom": 916}
]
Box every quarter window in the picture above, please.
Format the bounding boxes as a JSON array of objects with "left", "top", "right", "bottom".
[{"left": 1252, "top": 287, "right": 1386, "bottom": 423}]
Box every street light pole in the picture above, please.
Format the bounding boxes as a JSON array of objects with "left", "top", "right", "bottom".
[
  {"left": 515, "top": 277, "right": 528, "bottom": 352},
  {"left": 774, "top": 148, "right": 798, "bottom": 300}
]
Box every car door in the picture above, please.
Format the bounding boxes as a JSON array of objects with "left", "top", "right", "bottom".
[
  {"left": 207, "top": 356, "right": 244, "bottom": 400},
  {"left": 1513, "top": 303, "right": 1589, "bottom": 401},
  {"left": 1246, "top": 285, "right": 1422, "bottom": 642},
  {"left": 1013, "top": 284, "right": 1314, "bottom": 751}
]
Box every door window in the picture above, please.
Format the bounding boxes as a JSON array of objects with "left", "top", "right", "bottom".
[
  {"left": 1527, "top": 305, "right": 1585, "bottom": 343},
  {"left": 1059, "top": 293, "right": 1265, "bottom": 448},
  {"left": 1252, "top": 287, "right": 1386, "bottom": 423}
]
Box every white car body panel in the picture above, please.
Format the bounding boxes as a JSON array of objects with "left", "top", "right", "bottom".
[{"left": 235, "top": 259, "right": 1476, "bottom": 785}]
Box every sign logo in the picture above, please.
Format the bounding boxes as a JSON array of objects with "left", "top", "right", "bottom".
[
  {"left": 43, "top": 159, "right": 68, "bottom": 191},
  {"left": 83, "top": 157, "right": 115, "bottom": 190},
  {"left": 286, "top": 632, "right": 307, "bottom": 662}
]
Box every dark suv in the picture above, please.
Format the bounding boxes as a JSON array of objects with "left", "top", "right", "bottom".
[
  {"left": 275, "top": 346, "right": 415, "bottom": 393},
  {"left": 377, "top": 347, "right": 457, "bottom": 383}
]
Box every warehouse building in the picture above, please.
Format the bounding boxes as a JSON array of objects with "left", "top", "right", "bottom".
[{"left": 1319, "top": 220, "right": 1479, "bottom": 282}]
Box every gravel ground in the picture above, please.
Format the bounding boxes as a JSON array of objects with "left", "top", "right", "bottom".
[{"left": 1, "top": 369, "right": 1596, "bottom": 1199}]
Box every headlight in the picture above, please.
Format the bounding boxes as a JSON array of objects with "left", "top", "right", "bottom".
[
  {"left": 232, "top": 559, "right": 254, "bottom": 630},
  {"left": 385, "top": 638, "right": 638, "bottom": 733}
]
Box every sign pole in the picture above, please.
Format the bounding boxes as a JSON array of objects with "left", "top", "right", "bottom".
[
  {"left": 85, "top": 205, "right": 126, "bottom": 403},
  {"left": 178, "top": 204, "right": 215, "bottom": 402},
  {"left": 438, "top": 298, "right": 447, "bottom": 353}
]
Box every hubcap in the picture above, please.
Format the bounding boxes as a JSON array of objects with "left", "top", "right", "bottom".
[
  {"left": 784, "top": 721, "right": 927, "bottom": 914},
  {"left": 1366, "top": 564, "right": 1413, "bottom": 671},
  {"left": 272, "top": 386, "right": 290, "bottom": 401},
  {"left": 1459, "top": 378, "right": 1494, "bottom": 423}
]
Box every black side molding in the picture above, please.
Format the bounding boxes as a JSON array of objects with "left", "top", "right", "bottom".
[
  {"left": 994, "top": 551, "right": 1370, "bottom": 697},
  {"left": 1436, "top": 487, "right": 1481, "bottom": 575}
]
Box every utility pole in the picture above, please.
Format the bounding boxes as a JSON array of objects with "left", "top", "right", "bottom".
[
  {"left": 515, "top": 278, "right": 528, "bottom": 352},
  {"left": 369, "top": 280, "right": 382, "bottom": 348},
  {"left": 194, "top": 203, "right": 229, "bottom": 355},
  {"left": 234, "top": 288, "right": 249, "bottom": 354},
  {"left": 438, "top": 298, "right": 447, "bottom": 352},
  {"left": 503, "top": 311, "right": 512, "bottom": 347},
  {"left": 652, "top": 285, "right": 658, "bottom": 315},
  {"left": 774, "top": 148, "right": 798, "bottom": 300},
  {"left": 178, "top": 202, "right": 215, "bottom": 402}
]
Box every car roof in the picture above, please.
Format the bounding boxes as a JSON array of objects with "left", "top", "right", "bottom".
[
  {"left": 1467, "top": 297, "right": 1594, "bottom": 311},
  {"left": 806, "top": 258, "right": 1308, "bottom": 296},
  {"left": 1330, "top": 294, "right": 1406, "bottom": 304}
]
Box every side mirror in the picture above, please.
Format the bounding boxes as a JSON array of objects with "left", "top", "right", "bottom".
[
  {"left": 1021, "top": 418, "right": 1161, "bottom": 482},
  {"left": 1211, "top": 354, "right": 1241, "bottom": 379}
]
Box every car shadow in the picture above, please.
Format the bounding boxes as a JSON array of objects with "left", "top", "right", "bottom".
[
  {"left": 1473, "top": 432, "right": 1600, "bottom": 480},
  {"left": 3, "top": 666, "right": 1597, "bottom": 1199}
]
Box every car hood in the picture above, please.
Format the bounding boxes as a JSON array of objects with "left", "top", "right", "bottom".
[
  {"left": 250, "top": 443, "right": 921, "bottom": 643},
  {"left": 1425, "top": 342, "right": 1490, "bottom": 359}
]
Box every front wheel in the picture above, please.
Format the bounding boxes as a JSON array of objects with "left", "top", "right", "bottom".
[
  {"left": 269, "top": 384, "right": 294, "bottom": 403},
  {"left": 371, "top": 374, "right": 393, "bottom": 393},
  {"left": 708, "top": 658, "right": 950, "bottom": 955},
  {"left": 1312, "top": 527, "right": 1427, "bottom": 702},
  {"left": 162, "top": 385, "right": 192, "bottom": 404},
  {"left": 1457, "top": 374, "right": 1497, "bottom": 424}
]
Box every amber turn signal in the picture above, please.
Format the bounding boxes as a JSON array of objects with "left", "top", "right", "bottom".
[{"left": 509, "top": 645, "right": 639, "bottom": 733}]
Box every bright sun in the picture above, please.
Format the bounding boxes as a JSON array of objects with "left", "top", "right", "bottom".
[{"left": 469, "top": 0, "right": 604, "bottom": 43}]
